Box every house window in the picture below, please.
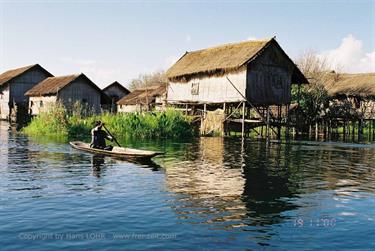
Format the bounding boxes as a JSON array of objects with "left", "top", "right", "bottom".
[
  {"left": 40, "top": 101, "right": 43, "bottom": 107},
  {"left": 191, "top": 82, "right": 199, "bottom": 95},
  {"left": 30, "top": 101, "right": 34, "bottom": 107}
]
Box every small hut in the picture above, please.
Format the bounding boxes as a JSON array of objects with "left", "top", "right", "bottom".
[
  {"left": 323, "top": 72, "right": 375, "bottom": 139},
  {"left": 25, "top": 73, "right": 103, "bottom": 115},
  {"left": 117, "top": 84, "right": 166, "bottom": 113},
  {"left": 0, "top": 64, "right": 52, "bottom": 121},
  {"left": 166, "top": 38, "right": 308, "bottom": 137},
  {"left": 102, "top": 81, "right": 130, "bottom": 112},
  {"left": 325, "top": 73, "right": 375, "bottom": 118}
]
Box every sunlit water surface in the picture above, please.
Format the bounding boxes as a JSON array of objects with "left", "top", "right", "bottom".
[{"left": 1, "top": 121, "right": 375, "bottom": 250}]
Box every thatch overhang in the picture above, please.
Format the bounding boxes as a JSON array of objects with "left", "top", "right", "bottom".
[
  {"left": 117, "top": 84, "right": 166, "bottom": 106},
  {"left": 166, "top": 38, "right": 308, "bottom": 84},
  {"left": 324, "top": 72, "right": 375, "bottom": 99},
  {"left": 25, "top": 73, "right": 103, "bottom": 97},
  {"left": 0, "top": 64, "right": 53, "bottom": 87}
]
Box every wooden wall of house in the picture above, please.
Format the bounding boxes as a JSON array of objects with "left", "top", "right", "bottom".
[
  {"left": 246, "top": 43, "right": 294, "bottom": 105},
  {"left": 1, "top": 68, "right": 50, "bottom": 119},
  {"left": 29, "top": 96, "right": 57, "bottom": 115},
  {"left": 118, "top": 104, "right": 142, "bottom": 113},
  {"left": 167, "top": 71, "right": 246, "bottom": 104},
  {"left": 104, "top": 86, "right": 129, "bottom": 101},
  {"left": 57, "top": 79, "right": 101, "bottom": 113},
  {"left": 9, "top": 68, "right": 51, "bottom": 105},
  {"left": 0, "top": 86, "right": 10, "bottom": 120}
]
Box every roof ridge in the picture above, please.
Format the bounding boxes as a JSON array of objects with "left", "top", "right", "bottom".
[{"left": 187, "top": 37, "right": 274, "bottom": 54}]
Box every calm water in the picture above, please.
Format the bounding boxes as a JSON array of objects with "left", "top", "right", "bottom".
[{"left": 1, "top": 121, "right": 375, "bottom": 250}]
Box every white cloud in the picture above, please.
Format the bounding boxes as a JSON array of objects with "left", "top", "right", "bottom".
[
  {"left": 247, "top": 36, "right": 257, "bottom": 41},
  {"left": 318, "top": 34, "right": 375, "bottom": 73}
]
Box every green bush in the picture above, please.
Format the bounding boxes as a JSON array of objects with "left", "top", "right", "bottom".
[{"left": 23, "top": 106, "right": 194, "bottom": 140}]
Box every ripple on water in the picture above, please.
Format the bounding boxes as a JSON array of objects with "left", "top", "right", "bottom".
[{"left": 0, "top": 123, "right": 375, "bottom": 250}]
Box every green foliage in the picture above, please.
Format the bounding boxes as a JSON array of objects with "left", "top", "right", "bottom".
[
  {"left": 22, "top": 103, "right": 69, "bottom": 136},
  {"left": 291, "top": 84, "right": 329, "bottom": 122},
  {"left": 23, "top": 106, "right": 194, "bottom": 140}
]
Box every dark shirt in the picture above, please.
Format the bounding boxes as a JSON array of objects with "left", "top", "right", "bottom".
[{"left": 91, "top": 127, "right": 111, "bottom": 149}]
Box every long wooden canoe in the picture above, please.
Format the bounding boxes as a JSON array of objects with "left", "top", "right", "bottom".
[{"left": 70, "top": 141, "right": 163, "bottom": 160}]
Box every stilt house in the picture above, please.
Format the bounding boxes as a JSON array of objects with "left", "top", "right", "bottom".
[
  {"left": 102, "top": 81, "right": 130, "bottom": 112},
  {"left": 166, "top": 38, "right": 308, "bottom": 137},
  {"left": 25, "top": 73, "right": 103, "bottom": 115},
  {"left": 117, "top": 84, "right": 166, "bottom": 113},
  {"left": 0, "top": 64, "right": 52, "bottom": 121},
  {"left": 166, "top": 37, "right": 307, "bottom": 106}
]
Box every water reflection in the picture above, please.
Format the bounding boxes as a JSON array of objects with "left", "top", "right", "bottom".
[
  {"left": 91, "top": 155, "right": 105, "bottom": 178},
  {"left": 162, "top": 137, "right": 375, "bottom": 232},
  {"left": 1, "top": 121, "right": 375, "bottom": 249}
]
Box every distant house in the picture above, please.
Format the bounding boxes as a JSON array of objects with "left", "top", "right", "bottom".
[
  {"left": 0, "top": 64, "right": 52, "bottom": 121},
  {"left": 102, "top": 81, "right": 130, "bottom": 112},
  {"left": 25, "top": 73, "right": 103, "bottom": 115},
  {"left": 324, "top": 72, "right": 375, "bottom": 119},
  {"left": 166, "top": 38, "right": 307, "bottom": 106},
  {"left": 117, "top": 84, "right": 166, "bottom": 113}
]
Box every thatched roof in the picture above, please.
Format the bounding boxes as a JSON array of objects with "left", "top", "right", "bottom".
[
  {"left": 117, "top": 84, "right": 166, "bottom": 105},
  {"left": 102, "top": 81, "right": 130, "bottom": 94},
  {"left": 25, "top": 73, "right": 102, "bottom": 96},
  {"left": 166, "top": 38, "right": 308, "bottom": 84},
  {"left": 324, "top": 72, "right": 375, "bottom": 98},
  {"left": 0, "top": 64, "right": 52, "bottom": 87}
]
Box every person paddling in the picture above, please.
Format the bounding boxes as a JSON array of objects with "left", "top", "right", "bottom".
[{"left": 90, "top": 121, "right": 114, "bottom": 151}]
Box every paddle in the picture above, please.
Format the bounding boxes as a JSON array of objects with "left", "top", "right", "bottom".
[{"left": 103, "top": 125, "right": 121, "bottom": 147}]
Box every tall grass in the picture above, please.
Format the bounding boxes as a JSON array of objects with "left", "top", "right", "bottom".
[{"left": 23, "top": 104, "right": 194, "bottom": 140}]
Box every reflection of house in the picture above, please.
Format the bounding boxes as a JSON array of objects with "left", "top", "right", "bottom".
[
  {"left": 0, "top": 64, "right": 52, "bottom": 121},
  {"left": 25, "top": 73, "right": 103, "bottom": 115},
  {"left": 117, "top": 84, "right": 166, "bottom": 112},
  {"left": 102, "top": 81, "right": 130, "bottom": 112}
]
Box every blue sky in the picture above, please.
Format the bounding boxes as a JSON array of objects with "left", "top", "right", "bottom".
[{"left": 0, "top": 0, "right": 374, "bottom": 88}]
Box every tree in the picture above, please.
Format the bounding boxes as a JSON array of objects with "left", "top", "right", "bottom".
[
  {"left": 129, "top": 70, "right": 167, "bottom": 90},
  {"left": 292, "top": 51, "right": 331, "bottom": 125}
]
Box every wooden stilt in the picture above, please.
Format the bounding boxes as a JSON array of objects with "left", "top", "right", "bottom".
[
  {"left": 286, "top": 104, "right": 290, "bottom": 140},
  {"left": 266, "top": 106, "right": 270, "bottom": 142},
  {"left": 223, "top": 103, "right": 226, "bottom": 136},
  {"left": 241, "top": 101, "right": 245, "bottom": 138},
  {"left": 277, "top": 105, "right": 281, "bottom": 140}
]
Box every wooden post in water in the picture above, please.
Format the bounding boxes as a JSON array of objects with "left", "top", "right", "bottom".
[
  {"left": 242, "top": 101, "right": 246, "bottom": 138},
  {"left": 286, "top": 104, "right": 290, "bottom": 140},
  {"left": 277, "top": 105, "right": 281, "bottom": 140},
  {"left": 223, "top": 102, "right": 226, "bottom": 136},
  {"left": 266, "top": 106, "right": 270, "bottom": 142},
  {"left": 358, "top": 118, "right": 363, "bottom": 141}
]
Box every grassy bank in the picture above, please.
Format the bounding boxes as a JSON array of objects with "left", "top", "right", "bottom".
[{"left": 23, "top": 105, "right": 194, "bottom": 139}]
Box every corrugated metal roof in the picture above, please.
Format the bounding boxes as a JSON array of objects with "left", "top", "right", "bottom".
[
  {"left": 117, "top": 84, "right": 166, "bottom": 105},
  {"left": 102, "top": 81, "right": 130, "bottom": 94},
  {"left": 0, "top": 64, "right": 52, "bottom": 86}
]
